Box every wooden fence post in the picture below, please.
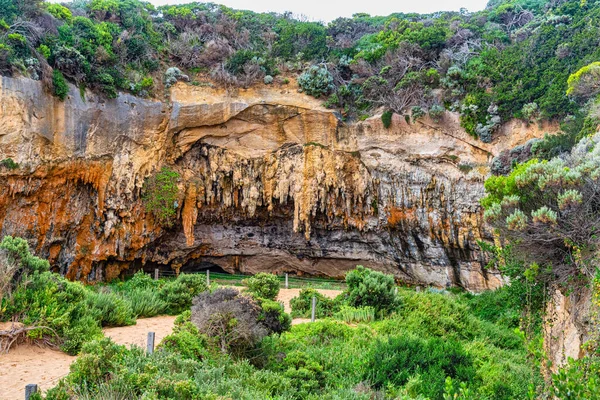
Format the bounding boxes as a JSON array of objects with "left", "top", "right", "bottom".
[
  {"left": 147, "top": 332, "right": 155, "bottom": 355},
  {"left": 311, "top": 296, "right": 316, "bottom": 322},
  {"left": 154, "top": 269, "right": 159, "bottom": 280},
  {"left": 206, "top": 270, "right": 210, "bottom": 285},
  {"left": 285, "top": 273, "right": 289, "bottom": 289},
  {"left": 25, "top": 384, "right": 38, "bottom": 400}
]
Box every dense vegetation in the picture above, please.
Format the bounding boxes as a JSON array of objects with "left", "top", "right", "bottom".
[
  {"left": 2, "top": 232, "right": 597, "bottom": 398},
  {"left": 2, "top": 0, "right": 600, "bottom": 142},
  {"left": 0, "top": 236, "right": 207, "bottom": 354},
  {"left": 7, "top": 262, "right": 536, "bottom": 399}
]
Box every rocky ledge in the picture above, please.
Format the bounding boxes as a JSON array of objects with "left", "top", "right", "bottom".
[{"left": 0, "top": 77, "right": 558, "bottom": 290}]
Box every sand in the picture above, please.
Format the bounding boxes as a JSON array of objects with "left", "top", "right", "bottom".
[
  {"left": 0, "top": 317, "right": 177, "bottom": 400},
  {"left": 0, "top": 344, "right": 75, "bottom": 400},
  {"left": 103, "top": 315, "right": 177, "bottom": 349},
  {"left": 0, "top": 288, "right": 342, "bottom": 400}
]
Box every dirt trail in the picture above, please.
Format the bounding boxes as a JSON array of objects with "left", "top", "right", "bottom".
[{"left": 0, "top": 288, "right": 341, "bottom": 400}]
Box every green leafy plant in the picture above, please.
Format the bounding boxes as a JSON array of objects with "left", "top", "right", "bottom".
[
  {"left": 142, "top": 167, "right": 180, "bottom": 228},
  {"left": 334, "top": 305, "right": 375, "bottom": 323},
  {"left": 289, "top": 288, "right": 336, "bottom": 318},
  {"left": 159, "top": 273, "right": 208, "bottom": 314},
  {"left": 381, "top": 110, "right": 393, "bottom": 128},
  {"left": 298, "top": 65, "right": 334, "bottom": 97},
  {"left": 52, "top": 69, "right": 69, "bottom": 101},
  {"left": 0, "top": 158, "right": 18, "bottom": 169},
  {"left": 243, "top": 273, "right": 280, "bottom": 300},
  {"left": 345, "top": 265, "right": 398, "bottom": 314}
]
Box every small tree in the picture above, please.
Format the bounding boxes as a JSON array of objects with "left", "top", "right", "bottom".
[
  {"left": 298, "top": 65, "right": 334, "bottom": 97},
  {"left": 567, "top": 62, "right": 600, "bottom": 100},
  {"left": 142, "top": 167, "right": 180, "bottom": 227},
  {"left": 243, "top": 273, "right": 280, "bottom": 300},
  {"left": 482, "top": 134, "right": 600, "bottom": 282},
  {"left": 345, "top": 266, "right": 397, "bottom": 314},
  {"left": 191, "top": 288, "right": 267, "bottom": 356}
]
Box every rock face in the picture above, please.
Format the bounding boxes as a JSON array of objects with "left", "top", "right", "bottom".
[
  {"left": 0, "top": 77, "right": 558, "bottom": 289},
  {"left": 544, "top": 287, "right": 593, "bottom": 376}
]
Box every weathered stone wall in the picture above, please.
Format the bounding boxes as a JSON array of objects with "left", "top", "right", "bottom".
[{"left": 0, "top": 76, "right": 559, "bottom": 289}]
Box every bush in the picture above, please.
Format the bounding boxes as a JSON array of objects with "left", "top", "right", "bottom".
[
  {"left": 290, "top": 288, "right": 336, "bottom": 318},
  {"left": 158, "top": 321, "right": 209, "bottom": 360},
  {"left": 282, "top": 350, "right": 326, "bottom": 396},
  {"left": 1, "top": 158, "right": 18, "bottom": 170},
  {"left": 159, "top": 273, "right": 208, "bottom": 314},
  {"left": 66, "top": 337, "right": 127, "bottom": 390},
  {"left": 298, "top": 65, "right": 334, "bottom": 97},
  {"left": 381, "top": 110, "right": 393, "bottom": 128},
  {"left": 142, "top": 167, "right": 180, "bottom": 228},
  {"left": 257, "top": 298, "right": 291, "bottom": 334},
  {"left": 366, "top": 335, "right": 475, "bottom": 399},
  {"left": 345, "top": 266, "right": 397, "bottom": 314},
  {"left": 411, "top": 106, "right": 426, "bottom": 122},
  {"left": 243, "top": 273, "right": 280, "bottom": 300},
  {"left": 85, "top": 291, "right": 135, "bottom": 327},
  {"left": 191, "top": 288, "right": 267, "bottom": 356},
  {"left": 128, "top": 289, "right": 167, "bottom": 318},
  {"left": 164, "top": 67, "right": 189, "bottom": 88},
  {"left": 334, "top": 305, "right": 375, "bottom": 323},
  {"left": 429, "top": 104, "right": 445, "bottom": 122},
  {"left": 52, "top": 69, "right": 69, "bottom": 101}
]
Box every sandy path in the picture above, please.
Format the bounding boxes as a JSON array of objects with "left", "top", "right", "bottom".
[
  {"left": 0, "top": 288, "right": 342, "bottom": 400},
  {"left": 0, "top": 317, "right": 177, "bottom": 400},
  {"left": 277, "top": 288, "right": 342, "bottom": 313},
  {"left": 0, "top": 345, "right": 75, "bottom": 400},
  {"left": 103, "top": 315, "right": 177, "bottom": 348}
]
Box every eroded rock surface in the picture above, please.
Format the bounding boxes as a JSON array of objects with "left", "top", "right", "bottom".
[{"left": 0, "top": 77, "right": 558, "bottom": 289}]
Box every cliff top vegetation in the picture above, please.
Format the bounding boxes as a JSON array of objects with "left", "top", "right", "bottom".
[{"left": 2, "top": 0, "right": 600, "bottom": 142}]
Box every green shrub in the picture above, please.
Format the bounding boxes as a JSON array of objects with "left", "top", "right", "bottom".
[
  {"left": 345, "top": 265, "right": 397, "bottom": 314},
  {"left": 142, "top": 167, "right": 180, "bottom": 227},
  {"left": 1, "top": 158, "right": 18, "bottom": 169},
  {"left": 117, "top": 270, "right": 159, "bottom": 291},
  {"left": 411, "top": 106, "right": 426, "bottom": 122},
  {"left": 290, "top": 288, "right": 336, "bottom": 318},
  {"left": 243, "top": 273, "right": 280, "bottom": 300},
  {"left": 128, "top": 288, "right": 167, "bottom": 318},
  {"left": 298, "top": 65, "right": 334, "bottom": 97},
  {"left": 334, "top": 305, "right": 375, "bottom": 323},
  {"left": 429, "top": 104, "right": 445, "bottom": 122},
  {"left": 66, "top": 337, "right": 127, "bottom": 390},
  {"left": 85, "top": 291, "right": 135, "bottom": 327},
  {"left": 52, "top": 69, "right": 69, "bottom": 101},
  {"left": 46, "top": 3, "right": 72, "bottom": 21},
  {"left": 381, "top": 110, "right": 393, "bottom": 128},
  {"left": 257, "top": 298, "right": 291, "bottom": 334},
  {"left": 282, "top": 350, "right": 325, "bottom": 396},
  {"left": 158, "top": 321, "right": 209, "bottom": 360},
  {"left": 366, "top": 335, "right": 475, "bottom": 399},
  {"left": 36, "top": 44, "right": 50, "bottom": 59},
  {"left": 159, "top": 273, "right": 208, "bottom": 314}
]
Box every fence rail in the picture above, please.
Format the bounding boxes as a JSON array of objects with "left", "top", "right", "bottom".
[{"left": 140, "top": 269, "right": 347, "bottom": 290}]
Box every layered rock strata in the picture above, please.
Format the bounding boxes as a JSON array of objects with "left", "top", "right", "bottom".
[{"left": 0, "top": 77, "right": 558, "bottom": 289}]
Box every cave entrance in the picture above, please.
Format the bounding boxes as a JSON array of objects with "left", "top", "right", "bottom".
[{"left": 180, "top": 260, "right": 229, "bottom": 274}]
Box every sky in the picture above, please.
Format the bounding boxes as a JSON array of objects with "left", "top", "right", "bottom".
[{"left": 148, "top": 0, "right": 489, "bottom": 22}]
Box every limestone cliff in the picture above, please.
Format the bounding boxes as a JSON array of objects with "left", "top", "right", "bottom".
[{"left": 0, "top": 77, "right": 558, "bottom": 289}]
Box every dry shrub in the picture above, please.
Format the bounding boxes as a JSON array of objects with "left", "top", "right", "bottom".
[{"left": 191, "top": 288, "right": 267, "bottom": 356}]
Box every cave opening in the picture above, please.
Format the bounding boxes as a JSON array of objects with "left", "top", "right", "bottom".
[{"left": 180, "top": 260, "right": 229, "bottom": 274}]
